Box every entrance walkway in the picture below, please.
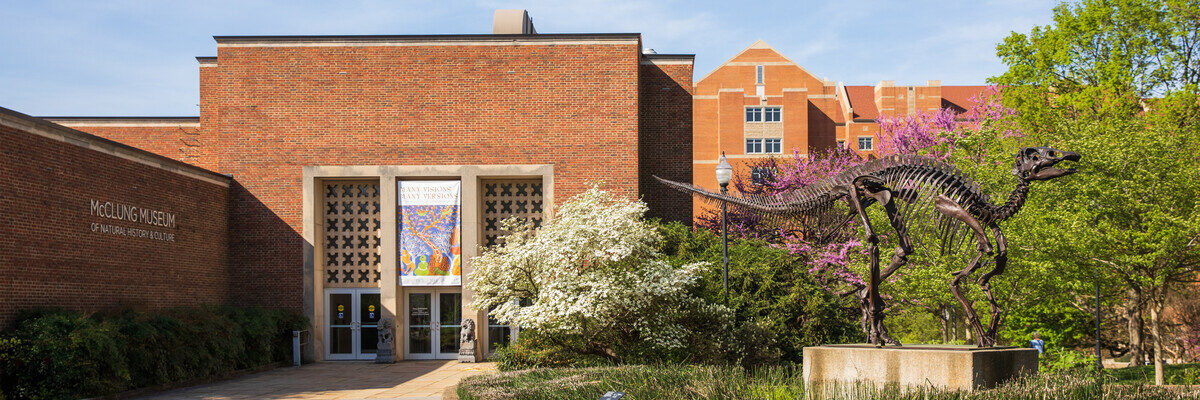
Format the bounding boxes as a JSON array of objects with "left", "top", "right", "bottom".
[{"left": 137, "top": 361, "right": 496, "bottom": 400}]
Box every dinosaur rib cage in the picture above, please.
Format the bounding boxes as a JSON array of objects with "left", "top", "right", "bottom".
[{"left": 659, "top": 154, "right": 1009, "bottom": 256}]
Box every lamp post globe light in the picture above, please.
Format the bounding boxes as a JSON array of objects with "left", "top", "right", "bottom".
[{"left": 715, "top": 153, "right": 732, "bottom": 305}]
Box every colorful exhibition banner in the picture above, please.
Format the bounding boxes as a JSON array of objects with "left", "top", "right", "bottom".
[{"left": 398, "top": 180, "right": 462, "bottom": 286}]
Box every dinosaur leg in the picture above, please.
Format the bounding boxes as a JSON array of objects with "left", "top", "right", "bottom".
[
  {"left": 933, "top": 195, "right": 995, "bottom": 347},
  {"left": 873, "top": 188, "right": 912, "bottom": 347},
  {"left": 846, "top": 182, "right": 884, "bottom": 346},
  {"left": 978, "top": 223, "right": 1007, "bottom": 342},
  {"left": 853, "top": 177, "right": 907, "bottom": 347}
]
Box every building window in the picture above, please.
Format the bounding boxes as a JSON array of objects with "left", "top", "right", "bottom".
[
  {"left": 745, "top": 138, "right": 763, "bottom": 153},
  {"left": 764, "top": 107, "right": 781, "bottom": 122},
  {"left": 858, "top": 136, "right": 874, "bottom": 151},
  {"left": 487, "top": 298, "right": 529, "bottom": 354},
  {"left": 837, "top": 139, "right": 846, "bottom": 148},
  {"left": 488, "top": 310, "right": 512, "bottom": 354},
  {"left": 756, "top": 65, "right": 764, "bottom": 84},
  {"left": 745, "top": 107, "right": 763, "bottom": 122},
  {"left": 751, "top": 167, "right": 776, "bottom": 185},
  {"left": 765, "top": 138, "right": 782, "bottom": 153}
]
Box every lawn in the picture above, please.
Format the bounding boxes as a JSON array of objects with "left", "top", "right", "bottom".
[
  {"left": 457, "top": 364, "right": 1198, "bottom": 400},
  {"left": 1109, "top": 363, "right": 1200, "bottom": 385}
]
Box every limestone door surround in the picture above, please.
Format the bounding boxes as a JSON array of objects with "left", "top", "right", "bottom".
[{"left": 302, "top": 164, "right": 554, "bottom": 362}]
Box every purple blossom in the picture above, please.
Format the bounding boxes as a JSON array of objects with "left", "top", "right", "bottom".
[{"left": 696, "top": 87, "right": 1022, "bottom": 292}]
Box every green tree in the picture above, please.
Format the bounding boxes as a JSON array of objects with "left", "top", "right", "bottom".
[{"left": 993, "top": 0, "right": 1200, "bottom": 384}]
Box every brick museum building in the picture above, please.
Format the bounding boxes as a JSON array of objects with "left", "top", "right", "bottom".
[
  {"left": 1, "top": 10, "right": 693, "bottom": 362},
  {"left": 1, "top": 10, "right": 984, "bottom": 362}
]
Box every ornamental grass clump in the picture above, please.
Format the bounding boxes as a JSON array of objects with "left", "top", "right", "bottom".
[
  {"left": 457, "top": 366, "right": 1198, "bottom": 400},
  {"left": 468, "top": 184, "right": 732, "bottom": 365}
]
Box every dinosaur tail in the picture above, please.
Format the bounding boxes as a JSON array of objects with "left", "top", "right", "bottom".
[{"left": 653, "top": 175, "right": 797, "bottom": 214}]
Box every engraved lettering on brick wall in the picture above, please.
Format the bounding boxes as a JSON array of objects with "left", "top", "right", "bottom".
[{"left": 87, "top": 199, "right": 177, "bottom": 242}]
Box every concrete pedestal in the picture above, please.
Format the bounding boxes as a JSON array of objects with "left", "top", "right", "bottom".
[{"left": 802, "top": 344, "right": 1038, "bottom": 391}]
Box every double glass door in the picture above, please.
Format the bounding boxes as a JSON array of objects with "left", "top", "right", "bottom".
[
  {"left": 326, "top": 288, "right": 381, "bottom": 360},
  {"left": 405, "top": 290, "right": 462, "bottom": 359}
]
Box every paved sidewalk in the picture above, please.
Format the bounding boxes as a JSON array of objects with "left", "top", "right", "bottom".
[{"left": 137, "top": 360, "right": 496, "bottom": 400}]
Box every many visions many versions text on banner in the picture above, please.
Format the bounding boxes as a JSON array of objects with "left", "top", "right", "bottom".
[{"left": 398, "top": 180, "right": 461, "bottom": 286}]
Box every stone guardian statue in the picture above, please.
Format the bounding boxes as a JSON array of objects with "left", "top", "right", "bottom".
[{"left": 458, "top": 317, "right": 476, "bottom": 362}]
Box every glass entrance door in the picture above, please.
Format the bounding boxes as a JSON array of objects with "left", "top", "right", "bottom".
[
  {"left": 405, "top": 289, "right": 462, "bottom": 359},
  {"left": 325, "top": 288, "right": 381, "bottom": 360}
]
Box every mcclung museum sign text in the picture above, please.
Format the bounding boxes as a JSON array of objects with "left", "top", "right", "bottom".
[{"left": 88, "top": 198, "right": 178, "bottom": 242}]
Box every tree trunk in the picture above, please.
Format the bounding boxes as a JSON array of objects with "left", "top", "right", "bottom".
[
  {"left": 1128, "top": 286, "right": 1146, "bottom": 366},
  {"left": 1151, "top": 298, "right": 1165, "bottom": 386},
  {"left": 939, "top": 305, "right": 950, "bottom": 343}
]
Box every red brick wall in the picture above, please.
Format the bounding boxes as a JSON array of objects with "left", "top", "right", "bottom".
[
  {"left": 0, "top": 118, "right": 230, "bottom": 329},
  {"left": 57, "top": 124, "right": 205, "bottom": 167},
  {"left": 210, "top": 42, "right": 642, "bottom": 311},
  {"left": 639, "top": 60, "right": 693, "bottom": 223}
]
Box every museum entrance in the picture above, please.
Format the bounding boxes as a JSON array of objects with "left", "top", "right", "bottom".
[
  {"left": 325, "top": 288, "right": 382, "bottom": 360},
  {"left": 404, "top": 289, "right": 462, "bottom": 360}
]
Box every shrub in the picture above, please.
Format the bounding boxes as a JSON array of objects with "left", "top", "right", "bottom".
[
  {"left": 469, "top": 185, "right": 733, "bottom": 367},
  {"left": 1039, "top": 347, "right": 1097, "bottom": 373},
  {"left": 0, "top": 306, "right": 306, "bottom": 399},
  {"left": 658, "top": 221, "right": 863, "bottom": 365}
]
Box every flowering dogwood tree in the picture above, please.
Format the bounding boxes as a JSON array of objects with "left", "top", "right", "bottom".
[{"left": 468, "top": 184, "right": 728, "bottom": 362}]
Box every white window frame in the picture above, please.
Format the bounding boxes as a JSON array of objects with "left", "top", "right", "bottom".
[
  {"left": 745, "top": 138, "right": 763, "bottom": 154},
  {"left": 750, "top": 167, "right": 776, "bottom": 185},
  {"left": 745, "top": 107, "right": 763, "bottom": 122},
  {"left": 764, "top": 107, "right": 782, "bottom": 122},
  {"left": 756, "top": 65, "right": 764, "bottom": 84},
  {"left": 764, "top": 138, "right": 782, "bottom": 154},
  {"left": 858, "top": 136, "right": 874, "bottom": 151}
]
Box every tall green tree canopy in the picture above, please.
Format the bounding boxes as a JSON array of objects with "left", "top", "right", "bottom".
[{"left": 992, "top": 0, "right": 1200, "bottom": 383}]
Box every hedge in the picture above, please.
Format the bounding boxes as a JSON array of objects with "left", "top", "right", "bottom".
[{"left": 0, "top": 306, "right": 307, "bottom": 400}]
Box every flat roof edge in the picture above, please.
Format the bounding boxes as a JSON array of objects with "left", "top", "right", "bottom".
[
  {"left": 213, "top": 33, "right": 641, "bottom": 43},
  {"left": 1, "top": 107, "right": 228, "bottom": 185},
  {"left": 644, "top": 53, "right": 695, "bottom": 59},
  {"left": 42, "top": 116, "right": 199, "bottom": 121}
]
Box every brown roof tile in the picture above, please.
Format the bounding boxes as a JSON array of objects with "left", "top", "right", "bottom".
[
  {"left": 845, "top": 85, "right": 877, "bottom": 120},
  {"left": 941, "top": 85, "right": 991, "bottom": 112}
]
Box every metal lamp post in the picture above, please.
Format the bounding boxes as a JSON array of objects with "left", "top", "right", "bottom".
[
  {"left": 1095, "top": 269, "right": 1102, "bottom": 372},
  {"left": 715, "top": 153, "right": 733, "bottom": 306}
]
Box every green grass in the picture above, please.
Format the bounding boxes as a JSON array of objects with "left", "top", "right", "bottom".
[
  {"left": 1109, "top": 363, "right": 1200, "bottom": 385},
  {"left": 457, "top": 365, "right": 1199, "bottom": 400}
]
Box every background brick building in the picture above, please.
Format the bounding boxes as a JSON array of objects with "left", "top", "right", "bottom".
[{"left": 691, "top": 40, "right": 987, "bottom": 221}]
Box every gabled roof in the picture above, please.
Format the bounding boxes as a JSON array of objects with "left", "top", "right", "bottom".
[{"left": 695, "top": 39, "right": 822, "bottom": 85}]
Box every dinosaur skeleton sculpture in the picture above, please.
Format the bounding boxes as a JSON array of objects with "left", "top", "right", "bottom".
[{"left": 657, "top": 147, "right": 1080, "bottom": 347}]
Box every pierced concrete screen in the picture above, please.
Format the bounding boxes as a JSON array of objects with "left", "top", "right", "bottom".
[
  {"left": 482, "top": 179, "right": 544, "bottom": 247},
  {"left": 323, "top": 182, "right": 382, "bottom": 287}
]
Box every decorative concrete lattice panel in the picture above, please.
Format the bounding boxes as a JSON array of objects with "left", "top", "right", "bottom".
[
  {"left": 323, "top": 181, "right": 381, "bottom": 287},
  {"left": 481, "top": 179, "right": 544, "bottom": 247}
]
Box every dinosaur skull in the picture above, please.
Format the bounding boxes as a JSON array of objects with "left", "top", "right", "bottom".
[{"left": 1013, "top": 146, "right": 1081, "bottom": 181}]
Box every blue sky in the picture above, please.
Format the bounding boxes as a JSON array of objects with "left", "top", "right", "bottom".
[{"left": 0, "top": 0, "right": 1054, "bottom": 116}]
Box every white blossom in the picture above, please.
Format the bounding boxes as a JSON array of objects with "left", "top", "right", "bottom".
[{"left": 467, "top": 184, "right": 719, "bottom": 350}]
